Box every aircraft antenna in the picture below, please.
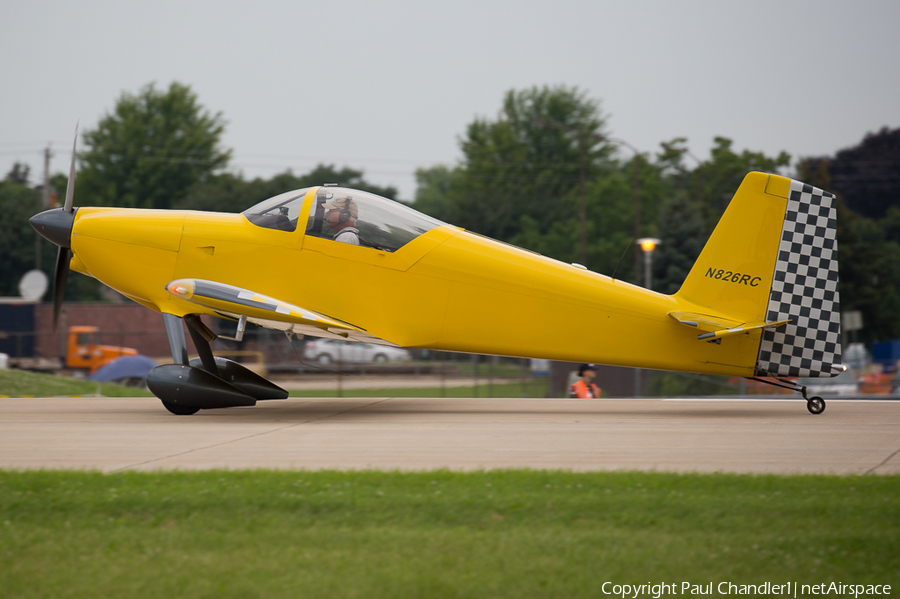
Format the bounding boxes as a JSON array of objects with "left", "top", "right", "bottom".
[{"left": 610, "top": 239, "right": 633, "bottom": 283}]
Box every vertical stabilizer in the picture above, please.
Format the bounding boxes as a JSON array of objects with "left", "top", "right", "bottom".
[{"left": 674, "top": 172, "right": 842, "bottom": 378}]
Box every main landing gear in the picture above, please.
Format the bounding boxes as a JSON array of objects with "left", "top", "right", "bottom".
[
  {"left": 748, "top": 376, "right": 825, "bottom": 414},
  {"left": 147, "top": 313, "right": 288, "bottom": 415}
]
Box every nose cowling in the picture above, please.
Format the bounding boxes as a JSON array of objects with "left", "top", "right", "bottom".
[{"left": 30, "top": 208, "right": 76, "bottom": 249}]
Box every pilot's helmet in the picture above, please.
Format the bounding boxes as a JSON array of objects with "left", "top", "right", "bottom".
[{"left": 323, "top": 196, "right": 359, "bottom": 220}]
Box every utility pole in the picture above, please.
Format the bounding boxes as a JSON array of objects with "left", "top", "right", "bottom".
[
  {"left": 36, "top": 146, "right": 53, "bottom": 270},
  {"left": 536, "top": 118, "right": 592, "bottom": 268},
  {"left": 631, "top": 154, "right": 641, "bottom": 282},
  {"left": 577, "top": 137, "right": 587, "bottom": 266},
  {"left": 604, "top": 138, "right": 643, "bottom": 283},
  {"left": 42, "top": 146, "right": 52, "bottom": 208}
]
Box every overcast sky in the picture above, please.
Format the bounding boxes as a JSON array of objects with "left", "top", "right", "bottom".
[{"left": 2, "top": 0, "right": 898, "bottom": 201}]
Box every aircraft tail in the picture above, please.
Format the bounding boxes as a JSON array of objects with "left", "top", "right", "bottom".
[{"left": 674, "top": 172, "right": 842, "bottom": 378}]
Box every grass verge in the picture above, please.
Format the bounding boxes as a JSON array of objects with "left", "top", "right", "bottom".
[
  {"left": 0, "top": 368, "right": 545, "bottom": 399},
  {"left": 1, "top": 470, "right": 897, "bottom": 598},
  {"left": 0, "top": 369, "right": 152, "bottom": 397}
]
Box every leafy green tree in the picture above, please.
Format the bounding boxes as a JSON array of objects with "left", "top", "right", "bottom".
[
  {"left": 881, "top": 205, "right": 900, "bottom": 245},
  {"left": 0, "top": 164, "right": 104, "bottom": 301},
  {"left": 78, "top": 82, "right": 231, "bottom": 210},
  {"left": 509, "top": 160, "right": 667, "bottom": 281},
  {"left": 5, "top": 162, "right": 30, "bottom": 186},
  {"left": 703, "top": 137, "right": 790, "bottom": 224},
  {"left": 414, "top": 85, "right": 614, "bottom": 248},
  {"left": 178, "top": 165, "right": 399, "bottom": 213},
  {"left": 0, "top": 177, "right": 40, "bottom": 296},
  {"left": 834, "top": 206, "right": 900, "bottom": 344},
  {"left": 665, "top": 137, "right": 790, "bottom": 232},
  {"left": 413, "top": 165, "right": 461, "bottom": 224},
  {"left": 795, "top": 154, "right": 832, "bottom": 192},
  {"left": 798, "top": 145, "right": 900, "bottom": 345},
  {"left": 646, "top": 137, "right": 791, "bottom": 294},
  {"left": 808, "top": 127, "right": 900, "bottom": 220},
  {"left": 651, "top": 194, "right": 707, "bottom": 295}
]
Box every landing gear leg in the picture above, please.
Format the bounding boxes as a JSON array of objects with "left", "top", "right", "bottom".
[
  {"left": 163, "top": 312, "right": 189, "bottom": 366},
  {"left": 150, "top": 313, "right": 283, "bottom": 414},
  {"left": 184, "top": 314, "right": 219, "bottom": 376},
  {"left": 748, "top": 376, "right": 826, "bottom": 415},
  {"left": 158, "top": 313, "right": 201, "bottom": 416}
]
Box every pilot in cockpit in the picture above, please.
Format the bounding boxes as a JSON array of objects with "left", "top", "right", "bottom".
[{"left": 323, "top": 196, "right": 360, "bottom": 245}]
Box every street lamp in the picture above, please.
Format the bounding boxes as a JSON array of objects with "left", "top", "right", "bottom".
[
  {"left": 634, "top": 236, "right": 660, "bottom": 398},
  {"left": 636, "top": 237, "right": 661, "bottom": 289}
]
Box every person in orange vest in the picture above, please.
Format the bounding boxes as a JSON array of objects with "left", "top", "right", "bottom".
[{"left": 570, "top": 363, "right": 601, "bottom": 398}]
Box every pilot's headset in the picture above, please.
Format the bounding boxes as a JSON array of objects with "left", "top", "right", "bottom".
[{"left": 336, "top": 197, "right": 353, "bottom": 223}]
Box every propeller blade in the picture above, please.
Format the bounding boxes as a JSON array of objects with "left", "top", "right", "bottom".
[
  {"left": 63, "top": 123, "right": 78, "bottom": 214},
  {"left": 52, "top": 246, "right": 70, "bottom": 331}
]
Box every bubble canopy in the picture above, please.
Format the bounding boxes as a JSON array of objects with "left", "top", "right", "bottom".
[
  {"left": 242, "top": 188, "right": 311, "bottom": 233},
  {"left": 243, "top": 187, "right": 445, "bottom": 252}
]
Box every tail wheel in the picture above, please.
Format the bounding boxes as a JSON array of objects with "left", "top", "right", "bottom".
[
  {"left": 161, "top": 401, "right": 200, "bottom": 416},
  {"left": 806, "top": 396, "right": 826, "bottom": 415}
]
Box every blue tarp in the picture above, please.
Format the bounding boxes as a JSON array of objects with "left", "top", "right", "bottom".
[
  {"left": 872, "top": 340, "right": 900, "bottom": 367},
  {"left": 87, "top": 355, "right": 157, "bottom": 382}
]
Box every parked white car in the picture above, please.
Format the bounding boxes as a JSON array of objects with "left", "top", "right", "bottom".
[
  {"left": 302, "top": 339, "right": 411, "bottom": 364},
  {"left": 798, "top": 368, "right": 859, "bottom": 396}
]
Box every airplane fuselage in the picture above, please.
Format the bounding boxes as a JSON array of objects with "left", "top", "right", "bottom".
[{"left": 70, "top": 197, "right": 764, "bottom": 377}]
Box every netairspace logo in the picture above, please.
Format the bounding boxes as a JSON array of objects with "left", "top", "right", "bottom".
[{"left": 601, "top": 582, "right": 892, "bottom": 598}]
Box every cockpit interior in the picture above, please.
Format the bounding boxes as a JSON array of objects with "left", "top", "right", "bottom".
[{"left": 243, "top": 186, "right": 444, "bottom": 252}]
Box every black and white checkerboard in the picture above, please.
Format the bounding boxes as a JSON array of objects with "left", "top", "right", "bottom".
[{"left": 755, "top": 180, "right": 841, "bottom": 377}]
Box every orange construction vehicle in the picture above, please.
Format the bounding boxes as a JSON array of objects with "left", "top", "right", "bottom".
[{"left": 66, "top": 326, "right": 137, "bottom": 374}]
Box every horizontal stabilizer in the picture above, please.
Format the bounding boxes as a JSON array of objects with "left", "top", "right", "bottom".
[
  {"left": 668, "top": 311, "right": 740, "bottom": 333},
  {"left": 696, "top": 319, "right": 790, "bottom": 341},
  {"left": 668, "top": 311, "right": 789, "bottom": 342}
]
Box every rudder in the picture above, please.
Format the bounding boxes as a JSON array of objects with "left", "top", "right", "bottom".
[{"left": 755, "top": 180, "right": 841, "bottom": 377}]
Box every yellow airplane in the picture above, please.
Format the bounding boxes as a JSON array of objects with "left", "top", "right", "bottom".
[{"left": 30, "top": 137, "right": 842, "bottom": 415}]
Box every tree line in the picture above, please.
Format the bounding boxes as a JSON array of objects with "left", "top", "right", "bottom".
[{"left": 2, "top": 82, "right": 898, "bottom": 345}]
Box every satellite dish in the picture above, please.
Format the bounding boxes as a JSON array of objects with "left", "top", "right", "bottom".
[{"left": 19, "top": 270, "right": 49, "bottom": 301}]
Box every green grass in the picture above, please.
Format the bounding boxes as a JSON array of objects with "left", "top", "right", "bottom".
[
  {"left": 0, "top": 470, "right": 896, "bottom": 598},
  {"left": 288, "top": 379, "right": 548, "bottom": 398},
  {"left": 0, "top": 369, "right": 152, "bottom": 397},
  {"left": 0, "top": 370, "right": 548, "bottom": 399}
]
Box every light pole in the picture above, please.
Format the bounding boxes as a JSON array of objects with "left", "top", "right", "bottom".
[
  {"left": 633, "top": 237, "right": 660, "bottom": 397},
  {"left": 636, "top": 237, "right": 661, "bottom": 289}
]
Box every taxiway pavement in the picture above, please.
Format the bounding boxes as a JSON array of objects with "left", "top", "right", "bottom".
[{"left": 1, "top": 396, "right": 897, "bottom": 474}]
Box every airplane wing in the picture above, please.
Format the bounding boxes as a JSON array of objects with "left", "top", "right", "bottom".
[
  {"left": 165, "top": 278, "right": 397, "bottom": 345},
  {"left": 668, "top": 311, "right": 789, "bottom": 342}
]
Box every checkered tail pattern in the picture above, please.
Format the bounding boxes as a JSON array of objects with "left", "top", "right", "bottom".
[{"left": 755, "top": 180, "right": 841, "bottom": 377}]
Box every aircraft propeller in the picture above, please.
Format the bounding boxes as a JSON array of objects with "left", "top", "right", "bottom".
[{"left": 29, "top": 125, "right": 78, "bottom": 330}]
